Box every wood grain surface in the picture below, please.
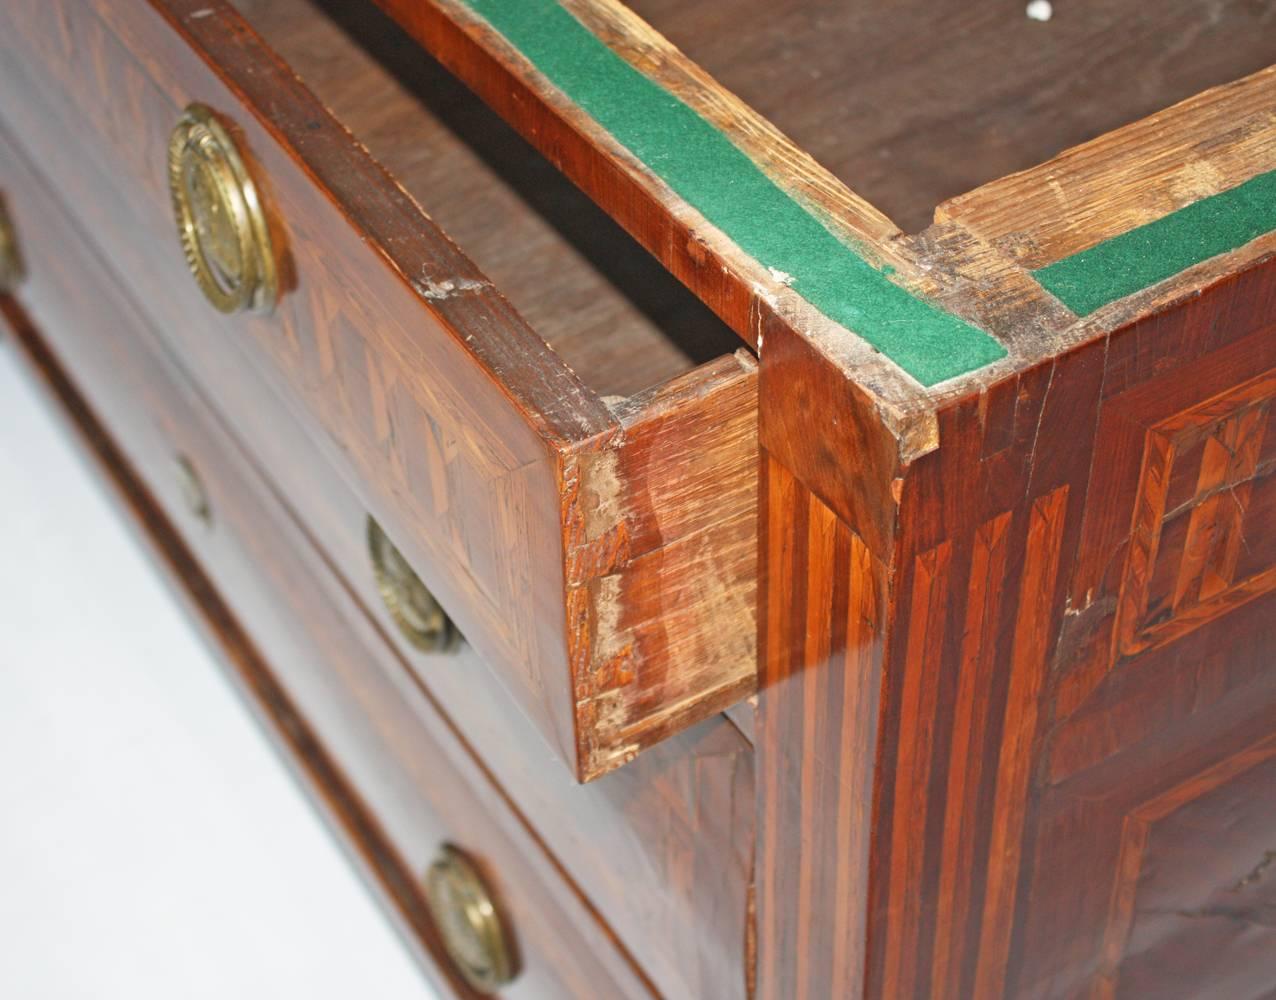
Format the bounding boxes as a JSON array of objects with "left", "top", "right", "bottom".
[
  {"left": 0, "top": 0, "right": 759, "bottom": 780},
  {"left": 7, "top": 0, "right": 1276, "bottom": 995},
  {"left": 0, "top": 199, "right": 659, "bottom": 1000},
  {"left": 758, "top": 240, "right": 1276, "bottom": 998},
  {"left": 237, "top": 0, "right": 740, "bottom": 400},
  {"left": 1, "top": 107, "right": 755, "bottom": 1000},
  {"left": 369, "top": 0, "right": 898, "bottom": 354},
  {"left": 940, "top": 65, "right": 1276, "bottom": 269},
  {"left": 367, "top": 0, "right": 1013, "bottom": 423},
  {"left": 627, "top": 0, "right": 1276, "bottom": 233}
]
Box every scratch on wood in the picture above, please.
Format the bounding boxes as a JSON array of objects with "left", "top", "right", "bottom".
[
  {"left": 411, "top": 274, "right": 490, "bottom": 300},
  {"left": 1231, "top": 849, "right": 1276, "bottom": 892},
  {"left": 1025, "top": 360, "right": 1057, "bottom": 493}
]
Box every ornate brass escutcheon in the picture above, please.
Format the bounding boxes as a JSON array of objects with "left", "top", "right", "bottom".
[
  {"left": 167, "top": 104, "right": 276, "bottom": 314},
  {"left": 424, "top": 844, "right": 517, "bottom": 994},
  {"left": 366, "top": 516, "right": 460, "bottom": 652}
]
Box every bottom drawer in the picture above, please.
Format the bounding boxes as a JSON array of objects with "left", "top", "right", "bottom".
[{"left": 1, "top": 171, "right": 654, "bottom": 997}]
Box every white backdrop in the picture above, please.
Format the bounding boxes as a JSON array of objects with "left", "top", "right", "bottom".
[{"left": 0, "top": 345, "right": 441, "bottom": 1000}]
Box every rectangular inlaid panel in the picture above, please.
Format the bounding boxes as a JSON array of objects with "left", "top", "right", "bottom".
[{"left": 1115, "top": 368, "right": 1275, "bottom": 658}]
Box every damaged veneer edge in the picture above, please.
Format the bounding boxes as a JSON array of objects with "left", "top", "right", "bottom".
[{"left": 567, "top": 350, "right": 759, "bottom": 775}]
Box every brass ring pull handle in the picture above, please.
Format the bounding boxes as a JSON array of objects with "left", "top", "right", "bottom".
[
  {"left": 0, "top": 197, "right": 24, "bottom": 294},
  {"left": 366, "top": 517, "right": 461, "bottom": 652},
  {"left": 424, "top": 845, "right": 518, "bottom": 994},
  {"left": 167, "top": 104, "right": 277, "bottom": 314}
]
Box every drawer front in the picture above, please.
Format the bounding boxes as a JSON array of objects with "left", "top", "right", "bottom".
[
  {"left": 0, "top": 133, "right": 654, "bottom": 1000},
  {"left": 432, "top": 647, "right": 756, "bottom": 1000},
  {"left": 0, "top": 0, "right": 758, "bottom": 782},
  {"left": 1, "top": 123, "right": 756, "bottom": 1000}
]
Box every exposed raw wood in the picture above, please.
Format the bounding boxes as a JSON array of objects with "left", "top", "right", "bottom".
[
  {"left": 555, "top": 0, "right": 900, "bottom": 251},
  {"left": 571, "top": 351, "right": 758, "bottom": 776},
  {"left": 939, "top": 65, "right": 1276, "bottom": 268},
  {"left": 369, "top": 0, "right": 1002, "bottom": 415},
  {"left": 913, "top": 65, "right": 1276, "bottom": 386},
  {"left": 6, "top": 0, "right": 1276, "bottom": 996}
]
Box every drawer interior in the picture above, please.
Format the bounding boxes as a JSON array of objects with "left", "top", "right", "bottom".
[
  {"left": 236, "top": 0, "right": 743, "bottom": 400},
  {"left": 621, "top": 0, "right": 1276, "bottom": 233}
]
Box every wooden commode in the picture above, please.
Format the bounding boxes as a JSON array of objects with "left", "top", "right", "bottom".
[{"left": 1, "top": 2, "right": 1273, "bottom": 996}]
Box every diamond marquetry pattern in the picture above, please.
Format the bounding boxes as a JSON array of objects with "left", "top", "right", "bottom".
[{"left": 1115, "top": 368, "right": 1276, "bottom": 658}]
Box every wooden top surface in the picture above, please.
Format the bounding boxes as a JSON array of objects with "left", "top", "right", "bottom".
[{"left": 629, "top": 0, "right": 1276, "bottom": 233}]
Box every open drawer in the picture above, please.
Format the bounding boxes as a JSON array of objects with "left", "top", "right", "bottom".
[{"left": 0, "top": 0, "right": 757, "bottom": 780}]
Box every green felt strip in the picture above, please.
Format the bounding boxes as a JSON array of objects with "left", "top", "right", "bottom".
[
  {"left": 460, "top": 0, "right": 1007, "bottom": 386},
  {"left": 1034, "top": 169, "right": 1276, "bottom": 317}
]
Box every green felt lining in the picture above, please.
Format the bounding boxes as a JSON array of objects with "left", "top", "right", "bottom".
[
  {"left": 459, "top": 0, "right": 1007, "bottom": 386},
  {"left": 1034, "top": 169, "right": 1276, "bottom": 316}
]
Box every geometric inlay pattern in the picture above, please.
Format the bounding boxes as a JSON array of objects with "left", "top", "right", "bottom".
[{"left": 1115, "top": 367, "right": 1276, "bottom": 658}]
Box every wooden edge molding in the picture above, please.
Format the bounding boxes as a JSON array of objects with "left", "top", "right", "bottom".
[
  {"left": 1031, "top": 169, "right": 1276, "bottom": 316},
  {"left": 937, "top": 65, "right": 1276, "bottom": 269},
  {"left": 935, "top": 63, "right": 1276, "bottom": 339},
  {"left": 551, "top": 0, "right": 899, "bottom": 249},
  {"left": 758, "top": 319, "right": 905, "bottom": 561},
  {"left": 911, "top": 64, "right": 1276, "bottom": 420}
]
